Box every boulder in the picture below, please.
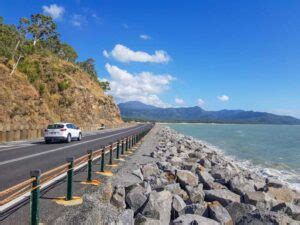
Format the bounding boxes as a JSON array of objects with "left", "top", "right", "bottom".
[
  {"left": 185, "top": 184, "right": 205, "bottom": 203},
  {"left": 176, "top": 169, "right": 198, "bottom": 187},
  {"left": 132, "top": 168, "right": 144, "bottom": 181},
  {"left": 272, "top": 202, "right": 300, "bottom": 221},
  {"left": 172, "top": 194, "right": 186, "bottom": 212},
  {"left": 170, "top": 157, "right": 183, "bottom": 167},
  {"left": 243, "top": 191, "right": 277, "bottom": 210},
  {"left": 179, "top": 203, "right": 208, "bottom": 217},
  {"left": 196, "top": 169, "right": 215, "bottom": 189},
  {"left": 141, "top": 163, "right": 160, "bottom": 179},
  {"left": 266, "top": 177, "right": 285, "bottom": 188},
  {"left": 172, "top": 214, "right": 220, "bottom": 225},
  {"left": 236, "top": 209, "right": 297, "bottom": 225},
  {"left": 225, "top": 202, "right": 256, "bottom": 223},
  {"left": 204, "top": 189, "right": 240, "bottom": 207},
  {"left": 199, "top": 157, "right": 212, "bottom": 169},
  {"left": 111, "top": 186, "right": 126, "bottom": 208},
  {"left": 228, "top": 175, "right": 255, "bottom": 195},
  {"left": 116, "top": 209, "right": 134, "bottom": 225},
  {"left": 165, "top": 183, "right": 189, "bottom": 201},
  {"left": 141, "top": 190, "right": 172, "bottom": 225},
  {"left": 208, "top": 201, "right": 233, "bottom": 225},
  {"left": 135, "top": 214, "right": 160, "bottom": 225},
  {"left": 267, "top": 187, "right": 296, "bottom": 203},
  {"left": 125, "top": 185, "right": 148, "bottom": 212}
]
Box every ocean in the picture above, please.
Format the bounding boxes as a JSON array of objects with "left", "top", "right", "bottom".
[{"left": 167, "top": 123, "right": 300, "bottom": 190}]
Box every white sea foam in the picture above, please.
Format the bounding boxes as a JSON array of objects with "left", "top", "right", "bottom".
[{"left": 176, "top": 129, "right": 300, "bottom": 191}]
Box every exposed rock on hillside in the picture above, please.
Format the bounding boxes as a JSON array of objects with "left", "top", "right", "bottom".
[{"left": 0, "top": 55, "right": 122, "bottom": 128}]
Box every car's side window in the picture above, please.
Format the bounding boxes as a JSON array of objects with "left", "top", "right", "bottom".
[
  {"left": 67, "top": 124, "right": 72, "bottom": 129},
  {"left": 72, "top": 124, "right": 76, "bottom": 129}
]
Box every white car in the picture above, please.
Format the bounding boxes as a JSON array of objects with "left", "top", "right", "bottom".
[{"left": 44, "top": 123, "right": 82, "bottom": 143}]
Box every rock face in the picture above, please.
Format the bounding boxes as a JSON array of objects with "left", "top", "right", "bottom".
[
  {"left": 172, "top": 214, "right": 220, "bottom": 225},
  {"left": 208, "top": 201, "right": 233, "bottom": 225},
  {"left": 225, "top": 202, "right": 256, "bottom": 223},
  {"left": 176, "top": 169, "right": 198, "bottom": 187},
  {"left": 205, "top": 189, "right": 241, "bottom": 207},
  {"left": 0, "top": 58, "right": 122, "bottom": 131},
  {"left": 141, "top": 190, "right": 172, "bottom": 225},
  {"left": 125, "top": 185, "right": 148, "bottom": 213}
]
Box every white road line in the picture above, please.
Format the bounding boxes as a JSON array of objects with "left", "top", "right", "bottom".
[{"left": 0, "top": 125, "right": 147, "bottom": 166}]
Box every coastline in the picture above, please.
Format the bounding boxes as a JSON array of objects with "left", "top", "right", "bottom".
[{"left": 52, "top": 124, "right": 300, "bottom": 224}]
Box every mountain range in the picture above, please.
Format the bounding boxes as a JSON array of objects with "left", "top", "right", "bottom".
[{"left": 118, "top": 101, "right": 300, "bottom": 124}]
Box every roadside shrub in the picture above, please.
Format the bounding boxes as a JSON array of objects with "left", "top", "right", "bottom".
[
  {"left": 38, "top": 83, "right": 45, "bottom": 95},
  {"left": 18, "top": 59, "right": 40, "bottom": 83},
  {"left": 57, "top": 80, "right": 70, "bottom": 91}
]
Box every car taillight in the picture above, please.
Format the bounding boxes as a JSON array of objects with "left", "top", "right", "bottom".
[
  {"left": 60, "top": 128, "right": 67, "bottom": 131},
  {"left": 44, "top": 129, "right": 48, "bottom": 132}
]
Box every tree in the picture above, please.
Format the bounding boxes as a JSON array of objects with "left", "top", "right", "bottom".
[
  {"left": 57, "top": 43, "right": 78, "bottom": 62},
  {"left": 99, "top": 80, "right": 110, "bottom": 91},
  {"left": 26, "top": 14, "right": 58, "bottom": 46},
  {"left": 77, "top": 58, "right": 98, "bottom": 81}
]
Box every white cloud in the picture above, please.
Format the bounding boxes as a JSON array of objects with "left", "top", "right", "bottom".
[
  {"left": 42, "top": 4, "right": 65, "bottom": 20},
  {"left": 140, "top": 34, "right": 151, "bottom": 40},
  {"left": 105, "top": 63, "right": 174, "bottom": 107},
  {"left": 218, "top": 95, "right": 230, "bottom": 102},
  {"left": 103, "top": 50, "right": 110, "bottom": 58},
  {"left": 175, "top": 98, "right": 185, "bottom": 106},
  {"left": 71, "top": 14, "right": 86, "bottom": 27},
  {"left": 103, "top": 44, "right": 171, "bottom": 63},
  {"left": 197, "top": 98, "right": 205, "bottom": 106}
]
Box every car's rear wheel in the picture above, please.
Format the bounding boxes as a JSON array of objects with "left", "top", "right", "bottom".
[
  {"left": 45, "top": 139, "right": 50, "bottom": 144},
  {"left": 77, "top": 133, "right": 82, "bottom": 141},
  {"left": 66, "top": 134, "right": 72, "bottom": 143}
]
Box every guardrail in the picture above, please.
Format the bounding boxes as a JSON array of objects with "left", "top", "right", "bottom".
[
  {"left": 0, "top": 127, "right": 151, "bottom": 224},
  {"left": 0, "top": 123, "right": 134, "bottom": 143}
]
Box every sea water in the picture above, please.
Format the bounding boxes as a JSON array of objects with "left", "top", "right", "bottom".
[{"left": 167, "top": 123, "right": 300, "bottom": 190}]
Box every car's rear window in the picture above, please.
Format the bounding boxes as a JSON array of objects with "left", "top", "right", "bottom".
[{"left": 47, "top": 124, "right": 64, "bottom": 129}]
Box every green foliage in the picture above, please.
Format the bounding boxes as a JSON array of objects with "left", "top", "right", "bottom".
[
  {"left": 0, "top": 15, "right": 104, "bottom": 89},
  {"left": 38, "top": 83, "right": 46, "bottom": 95},
  {"left": 24, "top": 14, "right": 58, "bottom": 46},
  {"left": 0, "top": 21, "right": 20, "bottom": 60},
  {"left": 57, "top": 43, "right": 78, "bottom": 62},
  {"left": 18, "top": 59, "right": 40, "bottom": 83},
  {"left": 99, "top": 81, "right": 110, "bottom": 91},
  {"left": 57, "top": 80, "right": 70, "bottom": 92},
  {"left": 77, "top": 58, "right": 98, "bottom": 81}
]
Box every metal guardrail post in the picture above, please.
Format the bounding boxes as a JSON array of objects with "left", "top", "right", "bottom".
[
  {"left": 87, "top": 150, "right": 93, "bottom": 182},
  {"left": 121, "top": 140, "right": 125, "bottom": 155},
  {"left": 116, "top": 140, "right": 120, "bottom": 159},
  {"left": 125, "top": 138, "right": 128, "bottom": 152},
  {"left": 101, "top": 146, "right": 105, "bottom": 172},
  {"left": 109, "top": 142, "right": 113, "bottom": 165},
  {"left": 30, "top": 169, "right": 41, "bottom": 225},
  {"left": 66, "top": 157, "right": 74, "bottom": 201}
]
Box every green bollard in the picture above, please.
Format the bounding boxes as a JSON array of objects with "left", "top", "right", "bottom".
[
  {"left": 30, "top": 169, "right": 41, "bottom": 225},
  {"left": 101, "top": 146, "right": 105, "bottom": 172},
  {"left": 109, "top": 142, "right": 113, "bottom": 165},
  {"left": 87, "top": 150, "right": 93, "bottom": 182},
  {"left": 125, "top": 138, "right": 128, "bottom": 152},
  {"left": 66, "top": 157, "right": 74, "bottom": 200},
  {"left": 121, "top": 140, "right": 125, "bottom": 155},
  {"left": 116, "top": 140, "right": 120, "bottom": 159}
]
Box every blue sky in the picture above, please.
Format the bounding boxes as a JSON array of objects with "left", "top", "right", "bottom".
[{"left": 1, "top": 1, "right": 300, "bottom": 117}]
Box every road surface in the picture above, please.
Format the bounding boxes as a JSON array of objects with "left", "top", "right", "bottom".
[{"left": 0, "top": 124, "right": 152, "bottom": 191}]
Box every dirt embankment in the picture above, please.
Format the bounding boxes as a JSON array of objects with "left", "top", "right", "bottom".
[{"left": 0, "top": 55, "right": 122, "bottom": 129}]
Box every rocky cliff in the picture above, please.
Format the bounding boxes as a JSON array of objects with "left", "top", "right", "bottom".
[{"left": 0, "top": 54, "right": 122, "bottom": 129}]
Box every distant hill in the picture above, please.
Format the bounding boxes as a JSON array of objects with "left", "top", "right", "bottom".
[{"left": 118, "top": 101, "right": 300, "bottom": 124}]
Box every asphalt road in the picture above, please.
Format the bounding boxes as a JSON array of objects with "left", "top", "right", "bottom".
[{"left": 0, "top": 124, "right": 152, "bottom": 191}]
